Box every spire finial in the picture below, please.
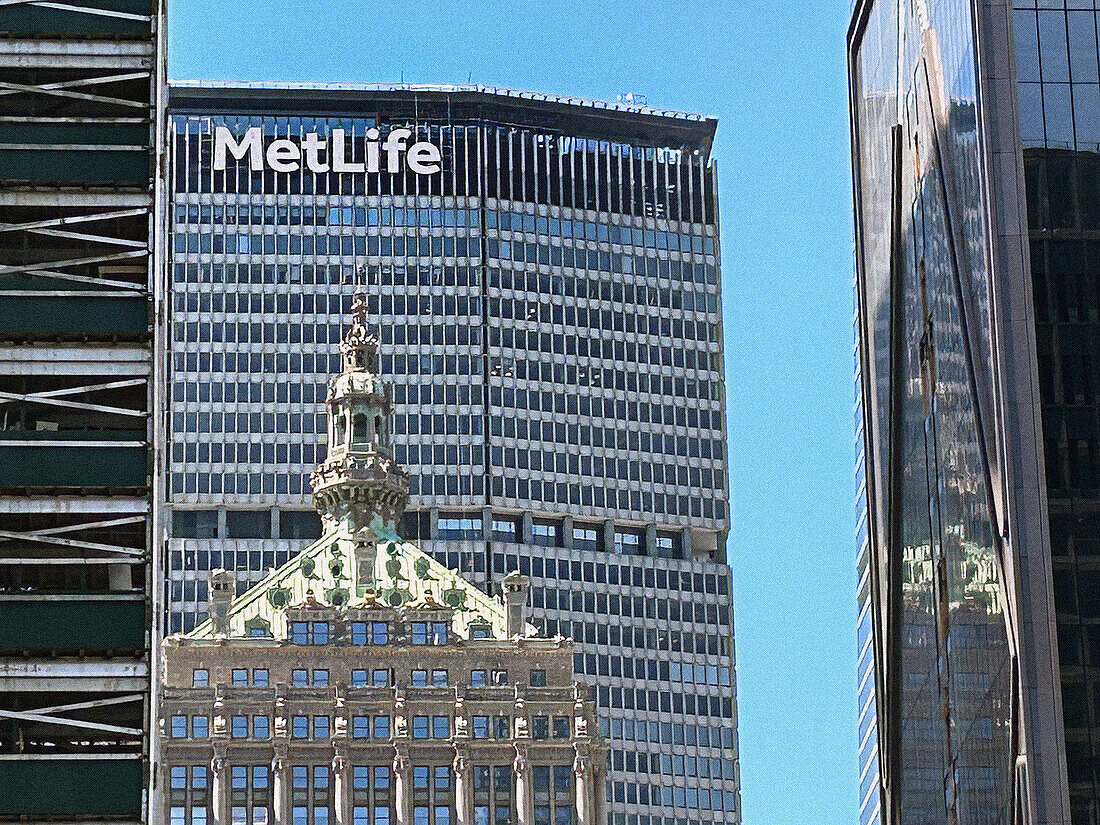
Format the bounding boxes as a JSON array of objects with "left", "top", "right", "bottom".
[
  {"left": 350, "top": 291, "right": 369, "bottom": 326},
  {"left": 340, "top": 292, "right": 378, "bottom": 372}
]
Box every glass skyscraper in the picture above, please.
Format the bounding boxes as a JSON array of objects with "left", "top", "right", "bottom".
[
  {"left": 165, "top": 83, "right": 739, "bottom": 825},
  {"left": 848, "top": 0, "right": 1100, "bottom": 823}
]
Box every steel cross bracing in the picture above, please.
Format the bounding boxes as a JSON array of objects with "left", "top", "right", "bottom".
[
  {"left": 0, "top": 0, "right": 166, "bottom": 822},
  {"left": 0, "top": 1, "right": 152, "bottom": 21}
]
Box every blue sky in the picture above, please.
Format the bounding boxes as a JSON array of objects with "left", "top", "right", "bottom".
[{"left": 169, "top": 2, "right": 857, "bottom": 821}]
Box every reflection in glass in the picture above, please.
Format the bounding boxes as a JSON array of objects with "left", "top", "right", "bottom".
[
  {"left": 1071, "top": 84, "right": 1100, "bottom": 151},
  {"left": 1039, "top": 10, "right": 1071, "bottom": 82},
  {"left": 1014, "top": 10, "right": 1041, "bottom": 83},
  {"left": 1068, "top": 11, "right": 1099, "bottom": 82},
  {"left": 852, "top": 1, "right": 1019, "bottom": 822},
  {"left": 1019, "top": 83, "right": 1047, "bottom": 147},
  {"left": 1043, "top": 83, "right": 1075, "bottom": 148}
]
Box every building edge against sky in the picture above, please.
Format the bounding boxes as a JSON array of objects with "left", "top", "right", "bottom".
[
  {"left": 847, "top": 0, "right": 1079, "bottom": 823},
  {"left": 854, "top": 281, "right": 881, "bottom": 825}
]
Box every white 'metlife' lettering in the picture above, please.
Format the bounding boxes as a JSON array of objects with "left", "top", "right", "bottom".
[{"left": 212, "top": 126, "right": 442, "bottom": 175}]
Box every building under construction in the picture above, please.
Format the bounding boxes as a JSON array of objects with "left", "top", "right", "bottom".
[{"left": 0, "top": 1, "right": 167, "bottom": 823}]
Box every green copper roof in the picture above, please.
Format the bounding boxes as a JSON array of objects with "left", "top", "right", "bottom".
[{"left": 187, "top": 513, "right": 511, "bottom": 640}]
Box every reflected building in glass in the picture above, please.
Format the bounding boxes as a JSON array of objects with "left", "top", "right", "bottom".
[
  {"left": 848, "top": 0, "right": 1100, "bottom": 823},
  {"left": 165, "top": 83, "right": 739, "bottom": 825}
]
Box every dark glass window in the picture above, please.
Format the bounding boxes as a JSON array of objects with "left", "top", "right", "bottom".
[
  {"left": 172, "top": 509, "right": 219, "bottom": 539},
  {"left": 532, "top": 520, "right": 561, "bottom": 547},
  {"left": 225, "top": 509, "right": 271, "bottom": 539},
  {"left": 281, "top": 510, "right": 322, "bottom": 539}
]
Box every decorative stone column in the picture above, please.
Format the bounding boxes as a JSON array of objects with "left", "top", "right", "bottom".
[
  {"left": 210, "top": 694, "right": 229, "bottom": 825},
  {"left": 271, "top": 744, "right": 289, "bottom": 825},
  {"left": 392, "top": 742, "right": 411, "bottom": 825},
  {"left": 571, "top": 683, "right": 599, "bottom": 825},
  {"left": 513, "top": 744, "right": 533, "bottom": 825},
  {"left": 272, "top": 692, "right": 289, "bottom": 825},
  {"left": 210, "top": 740, "right": 228, "bottom": 825},
  {"left": 332, "top": 739, "right": 351, "bottom": 825},
  {"left": 452, "top": 691, "right": 472, "bottom": 825},
  {"left": 572, "top": 742, "right": 594, "bottom": 825},
  {"left": 452, "top": 742, "right": 472, "bottom": 825},
  {"left": 592, "top": 755, "right": 608, "bottom": 825}
]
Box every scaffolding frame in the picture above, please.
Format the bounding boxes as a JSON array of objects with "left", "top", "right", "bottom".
[{"left": 0, "top": 1, "right": 167, "bottom": 822}]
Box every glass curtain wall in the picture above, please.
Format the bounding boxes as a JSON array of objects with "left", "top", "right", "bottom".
[{"left": 851, "top": 1, "right": 1019, "bottom": 822}]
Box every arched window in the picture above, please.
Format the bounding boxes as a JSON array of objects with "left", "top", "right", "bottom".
[
  {"left": 375, "top": 416, "right": 383, "bottom": 445},
  {"left": 352, "top": 413, "right": 368, "bottom": 445},
  {"left": 334, "top": 411, "right": 347, "bottom": 448}
]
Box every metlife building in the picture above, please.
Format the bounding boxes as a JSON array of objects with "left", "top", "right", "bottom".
[{"left": 167, "top": 82, "right": 738, "bottom": 824}]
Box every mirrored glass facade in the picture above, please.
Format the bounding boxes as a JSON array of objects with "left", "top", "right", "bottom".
[
  {"left": 166, "top": 84, "right": 739, "bottom": 825},
  {"left": 849, "top": 1, "right": 1044, "bottom": 823},
  {"left": 849, "top": 0, "right": 1100, "bottom": 822}
]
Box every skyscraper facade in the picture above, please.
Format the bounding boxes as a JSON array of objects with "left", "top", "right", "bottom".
[
  {"left": 848, "top": 0, "right": 1100, "bottom": 823},
  {"left": 166, "top": 84, "right": 739, "bottom": 825}
]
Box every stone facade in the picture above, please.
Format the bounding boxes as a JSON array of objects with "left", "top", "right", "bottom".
[{"left": 160, "top": 598, "right": 604, "bottom": 825}]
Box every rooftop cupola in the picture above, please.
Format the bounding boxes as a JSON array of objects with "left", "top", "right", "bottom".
[{"left": 310, "top": 292, "right": 409, "bottom": 534}]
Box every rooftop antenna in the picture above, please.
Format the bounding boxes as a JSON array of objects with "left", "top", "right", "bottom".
[{"left": 617, "top": 91, "right": 648, "bottom": 106}]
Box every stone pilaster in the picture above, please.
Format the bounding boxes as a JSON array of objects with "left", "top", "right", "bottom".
[
  {"left": 393, "top": 742, "right": 411, "bottom": 825},
  {"left": 573, "top": 741, "right": 595, "bottom": 825},
  {"left": 452, "top": 742, "right": 472, "bottom": 825},
  {"left": 513, "top": 743, "right": 533, "bottom": 825},
  {"left": 210, "top": 740, "right": 228, "bottom": 825},
  {"left": 271, "top": 743, "right": 289, "bottom": 825},
  {"left": 332, "top": 740, "right": 351, "bottom": 825}
]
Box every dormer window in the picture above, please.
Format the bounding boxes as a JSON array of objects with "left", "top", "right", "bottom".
[
  {"left": 468, "top": 619, "right": 493, "bottom": 640},
  {"left": 410, "top": 621, "right": 448, "bottom": 645},
  {"left": 289, "top": 620, "right": 330, "bottom": 645},
  {"left": 350, "top": 621, "right": 389, "bottom": 646}
]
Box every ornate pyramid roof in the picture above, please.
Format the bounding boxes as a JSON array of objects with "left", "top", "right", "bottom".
[{"left": 187, "top": 514, "right": 513, "bottom": 641}]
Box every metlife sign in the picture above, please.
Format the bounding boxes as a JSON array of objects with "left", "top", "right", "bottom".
[{"left": 213, "top": 125, "right": 443, "bottom": 175}]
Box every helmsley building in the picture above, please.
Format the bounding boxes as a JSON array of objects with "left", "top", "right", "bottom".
[{"left": 160, "top": 300, "right": 606, "bottom": 825}]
